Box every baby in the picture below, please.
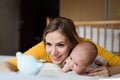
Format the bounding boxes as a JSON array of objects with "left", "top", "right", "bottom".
[{"left": 61, "top": 41, "right": 107, "bottom": 75}]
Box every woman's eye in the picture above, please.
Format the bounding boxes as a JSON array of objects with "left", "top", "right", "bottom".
[
  {"left": 46, "top": 42, "right": 51, "bottom": 46},
  {"left": 57, "top": 44, "right": 64, "bottom": 47}
]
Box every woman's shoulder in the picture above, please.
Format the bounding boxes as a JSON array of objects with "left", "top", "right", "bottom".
[
  {"left": 30, "top": 41, "right": 45, "bottom": 49},
  {"left": 36, "top": 41, "right": 44, "bottom": 46},
  {"left": 24, "top": 41, "right": 46, "bottom": 58},
  {"left": 79, "top": 37, "right": 92, "bottom": 42}
]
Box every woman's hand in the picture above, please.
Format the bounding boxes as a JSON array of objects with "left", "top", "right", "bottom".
[
  {"left": 0, "top": 62, "right": 16, "bottom": 72},
  {"left": 87, "top": 66, "right": 109, "bottom": 77}
]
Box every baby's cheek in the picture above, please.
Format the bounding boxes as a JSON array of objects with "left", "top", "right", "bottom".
[
  {"left": 76, "top": 67, "right": 84, "bottom": 74},
  {"left": 67, "top": 61, "right": 72, "bottom": 66}
]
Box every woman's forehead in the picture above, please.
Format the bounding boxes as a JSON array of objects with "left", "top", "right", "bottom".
[{"left": 45, "top": 30, "right": 69, "bottom": 43}]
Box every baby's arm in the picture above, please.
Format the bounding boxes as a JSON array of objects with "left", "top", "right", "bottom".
[
  {"left": 61, "top": 57, "right": 71, "bottom": 72},
  {"left": 61, "top": 62, "right": 71, "bottom": 72}
]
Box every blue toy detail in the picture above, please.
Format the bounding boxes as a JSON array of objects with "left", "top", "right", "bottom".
[{"left": 16, "top": 52, "right": 44, "bottom": 75}]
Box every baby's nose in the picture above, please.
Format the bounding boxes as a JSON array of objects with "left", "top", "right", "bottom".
[{"left": 69, "top": 61, "right": 74, "bottom": 68}]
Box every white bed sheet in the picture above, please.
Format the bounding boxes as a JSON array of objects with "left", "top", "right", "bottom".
[
  {"left": 0, "top": 55, "right": 14, "bottom": 63},
  {"left": 0, "top": 55, "right": 120, "bottom": 80}
]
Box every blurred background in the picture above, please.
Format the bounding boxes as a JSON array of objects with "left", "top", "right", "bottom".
[{"left": 0, "top": 0, "right": 119, "bottom": 55}]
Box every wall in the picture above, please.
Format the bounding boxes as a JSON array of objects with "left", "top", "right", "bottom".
[
  {"left": 0, "top": 0, "right": 20, "bottom": 55},
  {"left": 60, "top": 0, "right": 120, "bottom": 21},
  {"left": 0, "top": 0, "right": 119, "bottom": 55},
  {"left": 60, "top": 0, "right": 120, "bottom": 53},
  {"left": 109, "top": 0, "right": 120, "bottom": 20}
]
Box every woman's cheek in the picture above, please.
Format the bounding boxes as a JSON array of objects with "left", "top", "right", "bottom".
[
  {"left": 59, "top": 47, "right": 69, "bottom": 56},
  {"left": 46, "top": 46, "right": 50, "bottom": 53}
]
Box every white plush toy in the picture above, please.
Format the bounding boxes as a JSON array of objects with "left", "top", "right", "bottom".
[{"left": 16, "top": 52, "right": 44, "bottom": 75}]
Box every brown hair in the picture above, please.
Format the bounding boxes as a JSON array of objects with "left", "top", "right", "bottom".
[{"left": 43, "top": 17, "right": 80, "bottom": 48}]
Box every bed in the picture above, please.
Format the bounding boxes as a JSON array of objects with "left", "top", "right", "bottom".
[
  {"left": 74, "top": 20, "right": 120, "bottom": 54},
  {"left": 0, "top": 55, "right": 120, "bottom": 80},
  {"left": 0, "top": 20, "right": 120, "bottom": 80}
]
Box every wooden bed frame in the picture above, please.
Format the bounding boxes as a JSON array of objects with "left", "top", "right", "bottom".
[{"left": 74, "top": 21, "right": 120, "bottom": 54}]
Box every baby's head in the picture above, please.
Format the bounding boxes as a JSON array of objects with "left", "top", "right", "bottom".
[{"left": 68, "top": 41, "right": 98, "bottom": 74}]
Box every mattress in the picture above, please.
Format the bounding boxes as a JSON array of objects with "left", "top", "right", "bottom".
[{"left": 0, "top": 55, "right": 120, "bottom": 80}]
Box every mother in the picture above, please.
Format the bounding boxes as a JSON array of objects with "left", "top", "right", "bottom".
[{"left": 0, "top": 17, "right": 120, "bottom": 76}]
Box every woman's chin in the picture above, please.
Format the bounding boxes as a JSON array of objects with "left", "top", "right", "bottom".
[{"left": 52, "top": 60, "right": 62, "bottom": 65}]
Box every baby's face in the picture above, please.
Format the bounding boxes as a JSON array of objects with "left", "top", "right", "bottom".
[{"left": 67, "top": 54, "right": 88, "bottom": 74}]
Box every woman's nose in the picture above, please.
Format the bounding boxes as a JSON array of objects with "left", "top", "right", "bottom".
[{"left": 51, "top": 47, "right": 57, "bottom": 56}]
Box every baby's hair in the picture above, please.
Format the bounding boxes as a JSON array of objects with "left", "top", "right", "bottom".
[
  {"left": 79, "top": 41, "right": 98, "bottom": 54},
  {"left": 77, "top": 41, "right": 98, "bottom": 65}
]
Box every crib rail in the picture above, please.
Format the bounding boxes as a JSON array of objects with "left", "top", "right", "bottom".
[{"left": 74, "top": 21, "right": 120, "bottom": 54}]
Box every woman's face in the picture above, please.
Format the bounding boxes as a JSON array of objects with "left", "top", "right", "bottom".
[{"left": 45, "top": 30, "right": 73, "bottom": 65}]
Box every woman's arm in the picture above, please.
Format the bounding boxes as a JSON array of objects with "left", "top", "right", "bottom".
[
  {"left": 0, "top": 61, "right": 17, "bottom": 72},
  {"left": 88, "top": 64, "right": 120, "bottom": 77},
  {"left": 0, "top": 41, "right": 51, "bottom": 72},
  {"left": 61, "top": 63, "right": 71, "bottom": 72},
  {"left": 108, "top": 64, "right": 120, "bottom": 76},
  {"left": 87, "top": 43, "right": 120, "bottom": 76}
]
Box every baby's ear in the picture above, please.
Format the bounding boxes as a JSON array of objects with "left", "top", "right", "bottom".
[
  {"left": 86, "top": 64, "right": 92, "bottom": 68},
  {"left": 94, "top": 60, "right": 104, "bottom": 66}
]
